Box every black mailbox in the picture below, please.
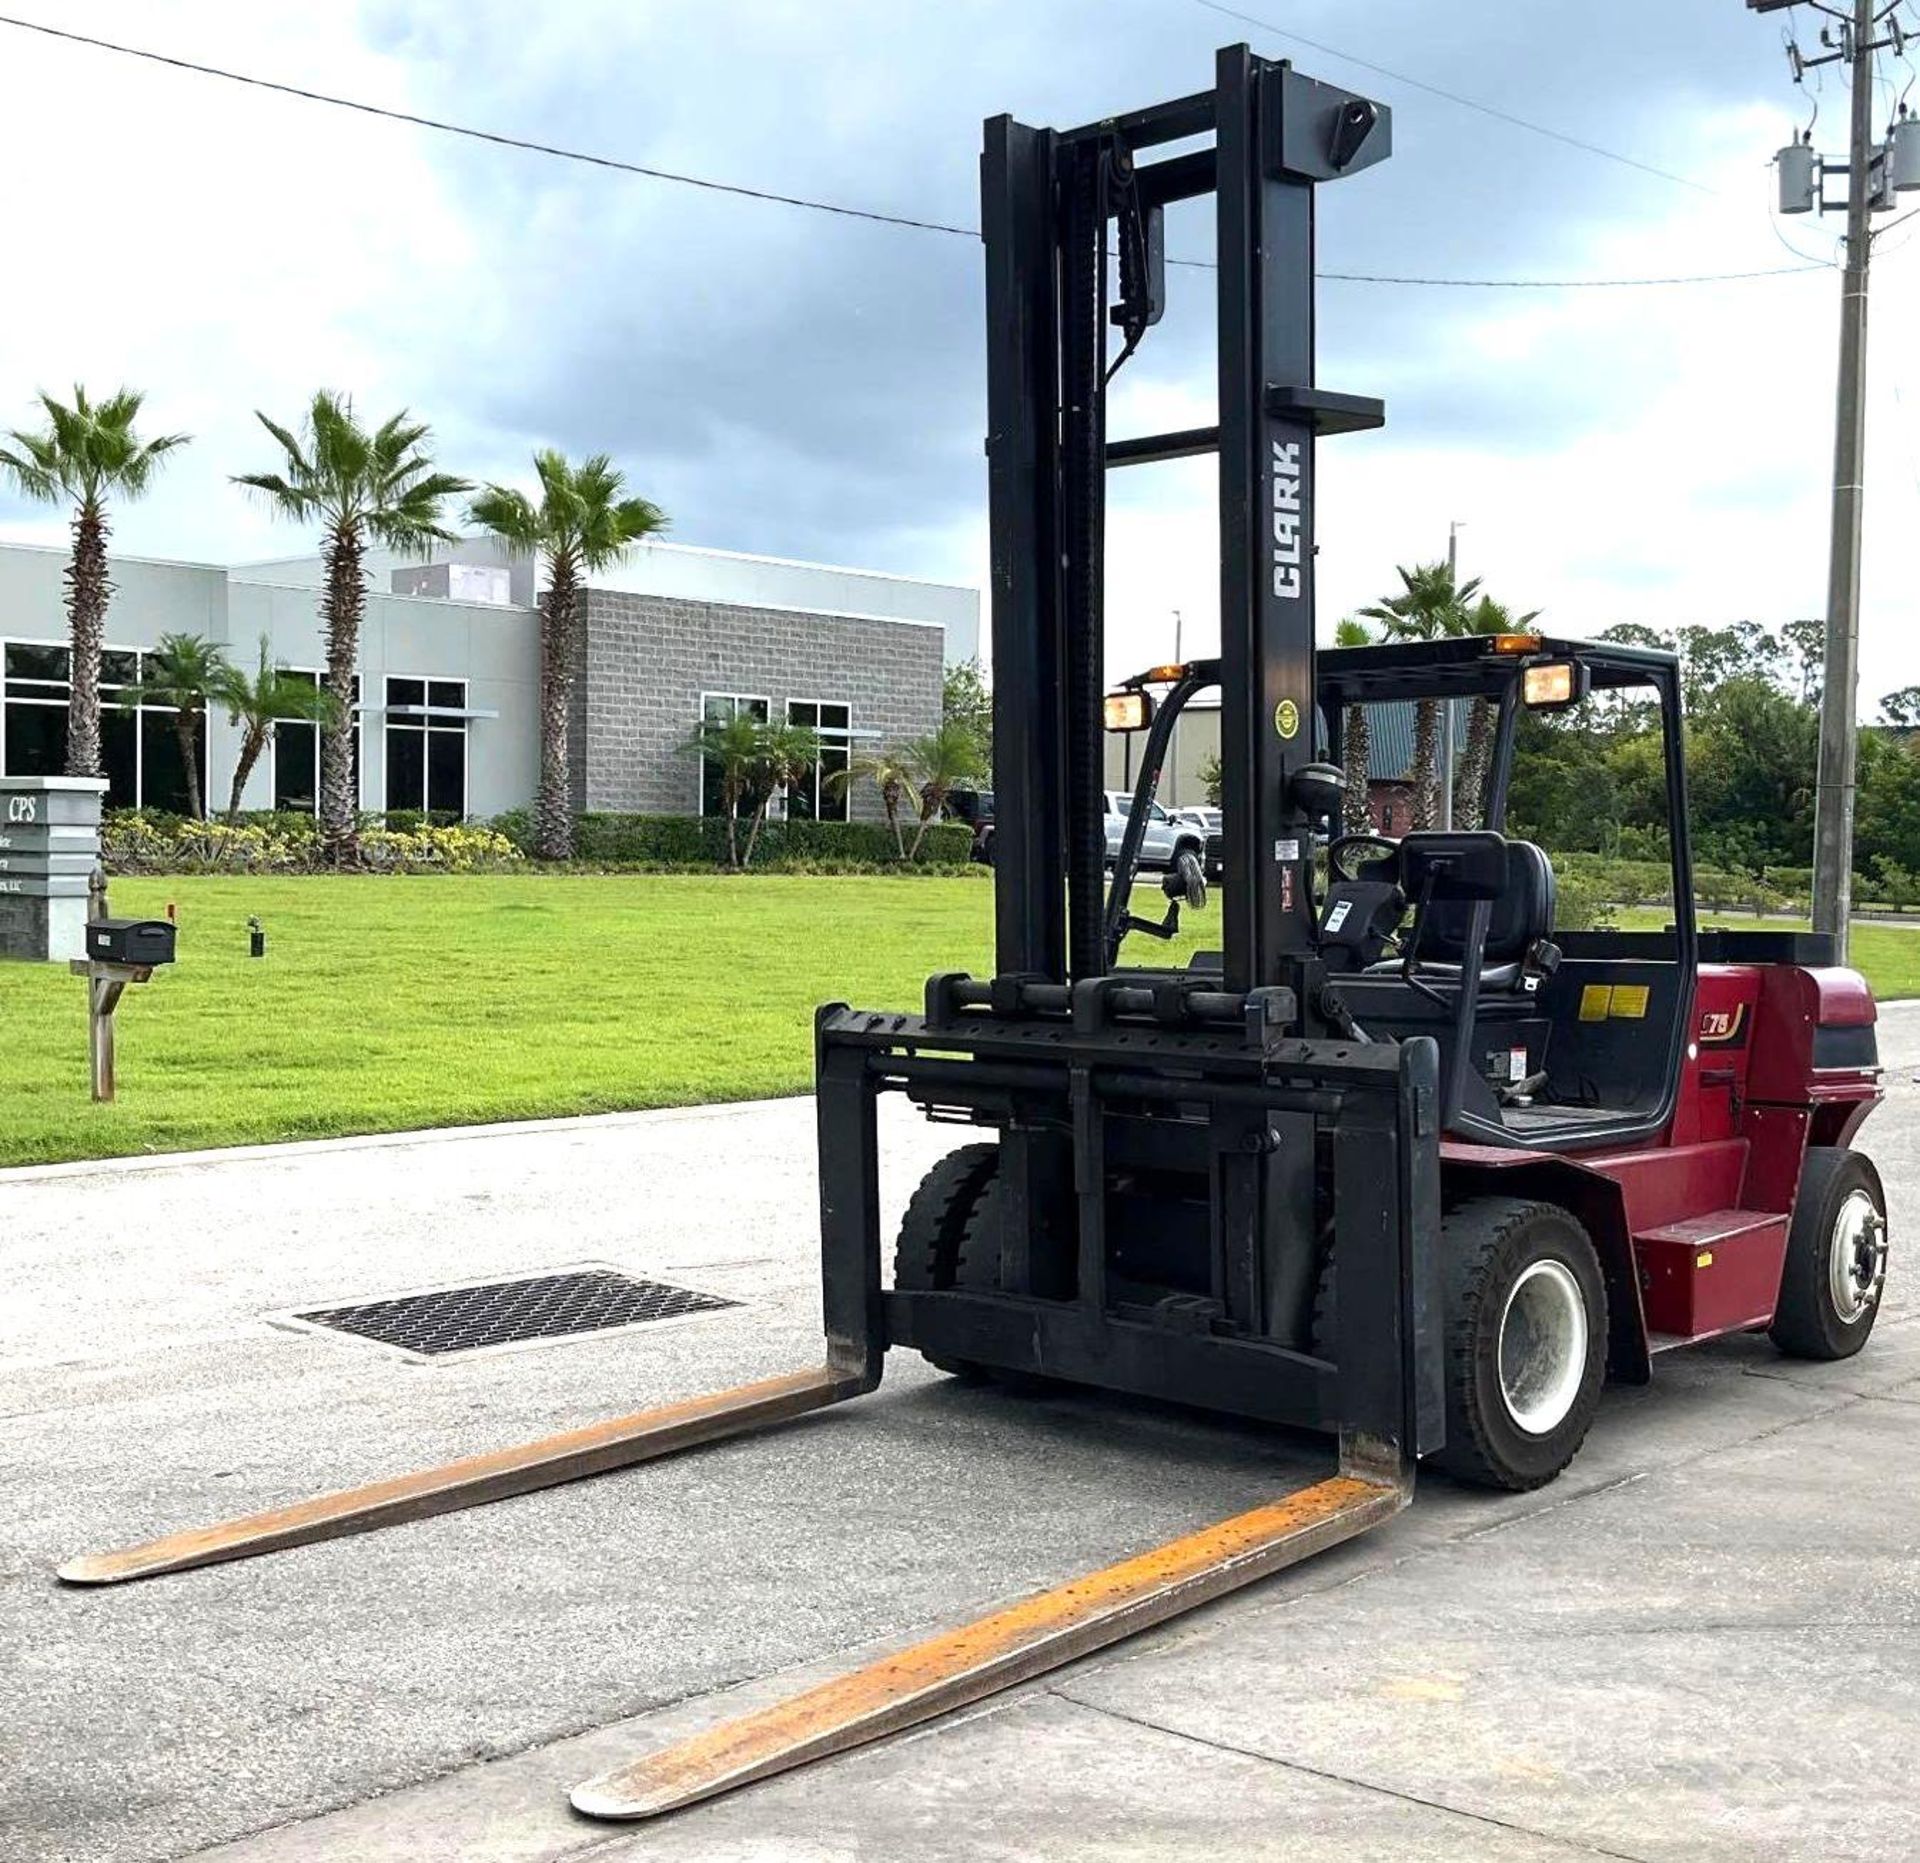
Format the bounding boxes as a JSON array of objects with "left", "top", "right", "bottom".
[{"left": 86, "top": 918, "right": 177, "bottom": 967}]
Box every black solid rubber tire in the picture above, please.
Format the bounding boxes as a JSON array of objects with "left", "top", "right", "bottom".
[
  {"left": 1430, "top": 1197, "right": 1608, "bottom": 1493},
  {"left": 894, "top": 1142, "right": 1000, "bottom": 1291},
  {"left": 894, "top": 1143, "right": 1000, "bottom": 1378},
  {"left": 1770, "top": 1146, "right": 1886, "bottom": 1361}
]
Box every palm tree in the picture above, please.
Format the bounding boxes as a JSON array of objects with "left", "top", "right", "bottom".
[
  {"left": 118, "top": 632, "right": 227, "bottom": 821},
  {"left": 830, "top": 747, "right": 920, "bottom": 858},
  {"left": 1360, "top": 561, "right": 1482, "bottom": 829},
  {"left": 1454, "top": 595, "right": 1541, "bottom": 828},
  {"left": 685, "top": 713, "right": 769, "bottom": 869},
  {"left": 468, "top": 452, "right": 667, "bottom": 860},
  {"left": 1331, "top": 616, "right": 1376, "bottom": 834},
  {"left": 741, "top": 720, "right": 822, "bottom": 870},
  {"left": 903, "top": 717, "right": 988, "bottom": 860},
  {"left": 0, "top": 387, "right": 188, "bottom": 779},
  {"left": 235, "top": 393, "right": 468, "bottom": 862},
  {"left": 210, "top": 636, "right": 343, "bottom": 823}
]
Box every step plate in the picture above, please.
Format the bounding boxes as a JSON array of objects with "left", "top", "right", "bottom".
[
  {"left": 58, "top": 1365, "right": 858, "bottom": 1587},
  {"left": 571, "top": 1462, "right": 1407, "bottom": 1823}
]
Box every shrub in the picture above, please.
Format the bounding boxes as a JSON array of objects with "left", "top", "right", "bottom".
[
  {"left": 103, "top": 810, "right": 522, "bottom": 875},
  {"left": 1872, "top": 859, "right": 1920, "bottom": 912},
  {"left": 1552, "top": 865, "right": 1616, "bottom": 933},
  {"left": 490, "top": 811, "right": 975, "bottom": 872}
]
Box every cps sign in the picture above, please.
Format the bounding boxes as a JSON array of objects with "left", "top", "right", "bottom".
[{"left": 5, "top": 796, "right": 36, "bottom": 825}]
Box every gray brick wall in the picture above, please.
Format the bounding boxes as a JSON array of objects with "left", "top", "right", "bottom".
[{"left": 572, "top": 591, "right": 944, "bottom": 823}]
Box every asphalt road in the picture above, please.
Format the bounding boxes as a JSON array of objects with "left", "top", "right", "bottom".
[{"left": 3, "top": 1014, "right": 1917, "bottom": 1863}]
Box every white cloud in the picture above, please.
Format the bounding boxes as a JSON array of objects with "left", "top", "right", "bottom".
[
  {"left": 1094, "top": 98, "right": 1920, "bottom": 711},
  {"left": 0, "top": 3, "right": 468, "bottom": 562},
  {"left": 0, "top": 2, "right": 1913, "bottom": 716}
]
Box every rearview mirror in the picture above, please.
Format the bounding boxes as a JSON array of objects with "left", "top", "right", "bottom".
[{"left": 1163, "top": 849, "right": 1207, "bottom": 911}]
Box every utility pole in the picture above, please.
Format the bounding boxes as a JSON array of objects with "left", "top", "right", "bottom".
[
  {"left": 1752, "top": 0, "right": 1917, "bottom": 959},
  {"left": 1438, "top": 521, "right": 1465, "bottom": 829},
  {"left": 1813, "top": 0, "right": 1874, "bottom": 954}
]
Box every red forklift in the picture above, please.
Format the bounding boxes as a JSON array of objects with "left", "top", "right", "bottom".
[{"left": 61, "top": 44, "right": 1887, "bottom": 1827}]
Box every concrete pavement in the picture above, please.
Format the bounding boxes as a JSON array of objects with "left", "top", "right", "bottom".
[{"left": 4, "top": 1016, "right": 1918, "bottom": 1862}]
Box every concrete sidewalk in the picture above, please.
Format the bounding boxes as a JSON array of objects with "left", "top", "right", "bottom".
[{"left": 4, "top": 1016, "right": 1919, "bottom": 1862}]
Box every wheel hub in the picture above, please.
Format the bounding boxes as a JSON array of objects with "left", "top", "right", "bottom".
[
  {"left": 1497, "top": 1258, "right": 1588, "bottom": 1437},
  {"left": 1828, "top": 1189, "right": 1886, "bottom": 1323}
]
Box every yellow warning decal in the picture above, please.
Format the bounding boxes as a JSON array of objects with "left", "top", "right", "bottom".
[
  {"left": 1610, "top": 983, "right": 1650, "bottom": 1019},
  {"left": 1578, "top": 984, "right": 1612, "bottom": 1023},
  {"left": 1696, "top": 1251, "right": 1714, "bottom": 1269},
  {"left": 1274, "top": 697, "right": 1300, "bottom": 740}
]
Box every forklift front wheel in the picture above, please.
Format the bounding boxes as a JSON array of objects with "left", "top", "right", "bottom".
[
  {"left": 1770, "top": 1147, "right": 1887, "bottom": 1361},
  {"left": 894, "top": 1142, "right": 1002, "bottom": 1379},
  {"left": 1432, "top": 1198, "right": 1608, "bottom": 1493}
]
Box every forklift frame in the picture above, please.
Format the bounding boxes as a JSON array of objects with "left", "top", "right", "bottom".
[
  {"left": 57, "top": 44, "right": 1889, "bottom": 1828},
  {"left": 814, "top": 46, "right": 1441, "bottom": 1458}
]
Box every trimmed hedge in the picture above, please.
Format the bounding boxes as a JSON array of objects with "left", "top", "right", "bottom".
[
  {"left": 491, "top": 810, "right": 975, "bottom": 871},
  {"left": 104, "top": 811, "right": 523, "bottom": 875}
]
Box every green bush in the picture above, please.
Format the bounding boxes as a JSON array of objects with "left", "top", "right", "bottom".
[
  {"left": 1552, "top": 864, "right": 1616, "bottom": 933},
  {"left": 490, "top": 810, "right": 974, "bottom": 871},
  {"left": 1872, "top": 859, "right": 1920, "bottom": 912},
  {"left": 1557, "top": 854, "right": 1670, "bottom": 909},
  {"left": 104, "top": 811, "right": 522, "bottom": 875}
]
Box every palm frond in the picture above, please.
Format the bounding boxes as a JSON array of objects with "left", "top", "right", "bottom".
[
  {"left": 241, "top": 393, "right": 463, "bottom": 543},
  {"left": 467, "top": 485, "right": 543, "bottom": 554},
  {"left": 4, "top": 384, "right": 186, "bottom": 507}
]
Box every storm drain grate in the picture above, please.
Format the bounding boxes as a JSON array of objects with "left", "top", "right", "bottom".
[{"left": 290, "top": 1269, "right": 739, "bottom": 1359}]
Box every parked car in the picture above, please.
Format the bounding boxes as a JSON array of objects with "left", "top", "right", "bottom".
[
  {"left": 943, "top": 787, "right": 995, "bottom": 863},
  {"left": 1103, "top": 791, "right": 1206, "bottom": 870}
]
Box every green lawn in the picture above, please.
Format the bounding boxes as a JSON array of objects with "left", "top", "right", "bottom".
[
  {"left": 2, "top": 876, "right": 1908, "bottom": 1170},
  {"left": 0, "top": 874, "right": 1206, "bottom": 1168},
  {"left": 1618, "top": 909, "right": 1920, "bottom": 999}
]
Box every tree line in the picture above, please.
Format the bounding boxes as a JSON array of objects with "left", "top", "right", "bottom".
[
  {"left": 1339, "top": 573, "right": 1920, "bottom": 893},
  {"left": 1, "top": 385, "right": 663, "bottom": 862},
  {"left": 1192, "top": 562, "right": 1914, "bottom": 902}
]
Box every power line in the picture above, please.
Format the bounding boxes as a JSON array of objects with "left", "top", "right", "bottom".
[
  {"left": 0, "top": 9, "right": 1818, "bottom": 290},
  {"left": 0, "top": 12, "right": 978, "bottom": 239},
  {"left": 1191, "top": 0, "right": 1721, "bottom": 196},
  {"left": 1318, "top": 262, "right": 1826, "bottom": 286}
]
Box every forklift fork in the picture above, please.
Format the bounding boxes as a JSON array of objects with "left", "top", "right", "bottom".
[
  {"left": 57, "top": 1367, "right": 860, "bottom": 1586},
  {"left": 571, "top": 1435, "right": 1408, "bottom": 1822}
]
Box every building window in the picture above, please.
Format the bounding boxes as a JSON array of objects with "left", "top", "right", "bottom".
[
  {"left": 2, "top": 640, "right": 203, "bottom": 813},
  {"left": 271, "top": 672, "right": 359, "bottom": 815},
  {"left": 383, "top": 676, "right": 467, "bottom": 818},
  {"left": 784, "top": 700, "right": 851, "bottom": 822},
  {"left": 697, "top": 692, "right": 769, "bottom": 816}
]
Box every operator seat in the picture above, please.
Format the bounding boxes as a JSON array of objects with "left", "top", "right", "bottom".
[{"left": 1367, "top": 835, "right": 1559, "bottom": 994}]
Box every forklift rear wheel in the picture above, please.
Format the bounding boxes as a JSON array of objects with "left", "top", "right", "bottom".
[
  {"left": 1770, "top": 1146, "right": 1887, "bottom": 1361},
  {"left": 894, "top": 1142, "right": 1001, "bottom": 1378},
  {"left": 1432, "top": 1198, "right": 1608, "bottom": 1493}
]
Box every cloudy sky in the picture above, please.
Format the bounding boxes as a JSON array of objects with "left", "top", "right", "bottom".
[{"left": 0, "top": 1, "right": 1915, "bottom": 701}]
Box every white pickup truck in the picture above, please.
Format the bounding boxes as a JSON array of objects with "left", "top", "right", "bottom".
[{"left": 1103, "top": 792, "right": 1207, "bottom": 871}]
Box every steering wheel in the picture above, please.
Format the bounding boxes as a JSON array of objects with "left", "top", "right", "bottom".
[{"left": 1326, "top": 831, "right": 1401, "bottom": 882}]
